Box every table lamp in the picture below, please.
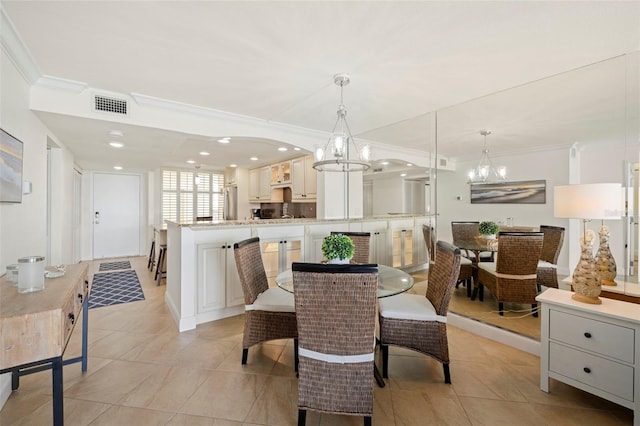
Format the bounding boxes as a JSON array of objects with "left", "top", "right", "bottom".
[{"left": 554, "top": 183, "right": 622, "bottom": 304}]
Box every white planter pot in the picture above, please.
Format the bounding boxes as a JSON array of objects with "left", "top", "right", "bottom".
[{"left": 328, "top": 257, "right": 351, "bottom": 264}]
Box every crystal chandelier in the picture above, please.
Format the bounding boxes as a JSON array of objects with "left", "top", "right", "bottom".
[
  {"left": 467, "top": 130, "right": 506, "bottom": 183},
  {"left": 313, "top": 74, "right": 371, "bottom": 172}
]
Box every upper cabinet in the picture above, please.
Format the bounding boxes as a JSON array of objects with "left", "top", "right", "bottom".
[
  {"left": 291, "top": 156, "right": 317, "bottom": 201},
  {"left": 270, "top": 161, "right": 291, "bottom": 186},
  {"left": 224, "top": 167, "right": 239, "bottom": 185},
  {"left": 248, "top": 166, "right": 272, "bottom": 201}
]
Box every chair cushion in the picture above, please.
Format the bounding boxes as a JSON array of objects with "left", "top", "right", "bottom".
[
  {"left": 245, "top": 288, "right": 295, "bottom": 312},
  {"left": 537, "top": 260, "right": 557, "bottom": 269},
  {"left": 477, "top": 261, "right": 497, "bottom": 274},
  {"left": 379, "top": 293, "right": 447, "bottom": 322},
  {"left": 460, "top": 257, "right": 472, "bottom": 265}
]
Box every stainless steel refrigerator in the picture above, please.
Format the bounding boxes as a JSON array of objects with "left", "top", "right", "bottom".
[{"left": 223, "top": 185, "right": 238, "bottom": 220}]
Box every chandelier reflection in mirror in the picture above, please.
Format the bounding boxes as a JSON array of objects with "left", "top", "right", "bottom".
[
  {"left": 313, "top": 74, "right": 371, "bottom": 172},
  {"left": 467, "top": 130, "right": 507, "bottom": 183}
]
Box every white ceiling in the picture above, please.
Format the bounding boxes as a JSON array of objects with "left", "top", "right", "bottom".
[{"left": 2, "top": 1, "right": 639, "bottom": 172}]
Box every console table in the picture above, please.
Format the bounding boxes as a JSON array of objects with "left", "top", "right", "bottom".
[
  {"left": 0, "top": 263, "right": 90, "bottom": 426},
  {"left": 537, "top": 288, "right": 639, "bottom": 425}
]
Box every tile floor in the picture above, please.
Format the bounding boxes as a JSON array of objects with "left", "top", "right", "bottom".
[{"left": 0, "top": 257, "right": 633, "bottom": 425}]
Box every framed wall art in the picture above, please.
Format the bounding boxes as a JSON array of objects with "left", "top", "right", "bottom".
[
  {"left": 0, "top": 128, "right": 24, "bottom": 203},
  {"left": 470, "top": 180, "right": 546, "bottom": 204}
]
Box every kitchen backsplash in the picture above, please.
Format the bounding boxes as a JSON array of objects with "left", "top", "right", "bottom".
[{"left": 260, "top": 202, "right": 316, "bottom": 219}]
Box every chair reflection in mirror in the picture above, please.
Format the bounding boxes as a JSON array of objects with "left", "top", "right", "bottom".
[
  {"left": 451, "top": 221, "right": 494, "bottom": 262},
  {"left": 476, "top": 232, "right": 544, "bottom": 317},
  {"left": 424, "top": 225, "right": 472, "bottom": 297},
  {"left": 292, "top": 262, "right": 378, "bottom": 426},
  {"left": 379, "top": 241, "right": 461, "bottom": 383},
  {"left": 536, "top": 225, "right": 565, "bottom": 291}
]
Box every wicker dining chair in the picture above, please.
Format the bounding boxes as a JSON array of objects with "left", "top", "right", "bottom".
[
  {"left": 378, "top": 241, "right": 461, "bottom": 384},
  {"left": 292, "top": 262, "right": 378, "bottom": 426},
  {"left": 476, "top": 232, "right": 544, "bottom": 316},
  {"left": 233, "top": 237, "right": 298, "bottom": 368},
  {"left": 330, "top": 231, "right": 371, "bottom": 264},
  {"left": 536, "top": 225, "right": 565, "bottom": 290},
  {"left": 424, "top": 225, "right": 472, "bottom": 296},
  {"left": 451, "top": 221, "right": 493, "bottom": 261}
]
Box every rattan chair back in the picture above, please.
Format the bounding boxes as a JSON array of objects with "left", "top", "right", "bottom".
[
  {"left": 451, "top": 221, "right": 480, "bottom": 241},
  {"left": 427, "top": 241, "right": 462, "bottom": 316},
  {"left": 539, "top": 225, "right": 565, "bottom": 264},
  {"left": 496, "top": 232, "right": 544, "bottom": 275},
  {"left": 422, "top": 225, "right": 436, "bottom": 262},
  {"left": 330, "top": 231, "right": 371, "bottom": 264},
  {"left": 233, "top": 237, "right": 269, "bottom": 305},
  {"left": 292, "top": 262, "right": 378, "bottom": 420}
]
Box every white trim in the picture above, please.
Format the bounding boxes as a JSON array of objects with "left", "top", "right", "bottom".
[
  {"left": 0, "top": 6, "right": 41, "bottom": 84},
  {"left": 299, "top": 347, "right": 374, "bottom": 364}
]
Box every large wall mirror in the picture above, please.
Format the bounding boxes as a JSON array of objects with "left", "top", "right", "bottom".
[{"left": 429, "top": 51, "right": 639, "bottom": 340}]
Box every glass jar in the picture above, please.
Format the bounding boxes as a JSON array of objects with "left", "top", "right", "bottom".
[
  {"left": 6, "top": 264, "right": 19, "bottom": 287},
  {"left": 17, "top": 256, "right": 45, "bottom": 293}
]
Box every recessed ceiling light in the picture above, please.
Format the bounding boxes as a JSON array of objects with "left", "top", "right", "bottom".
[
  {"left": 293, "top": 147, "right": 301, "bottom": 151},
  {"left": 186, "top": 160, "right": 196, "bottom": 164},
  {"left": 381, "top": 161, "right": 389, "bottom": 166},
  {"left": 109, "top": 141, "right": 124, "bottom": 148},
  {"left": 400, "top": 173, "right": 407, "bottom": 177},
  {"left": 406, "top": 163, "right": 413, "bottom": 167},
  {"left": 278, "top": 147, "right": 288, "bottom": 152},
  {"left": 229, "top": 164, "right": 238, "bottom": 168},
  {"left": 113, "top": 165, "right": 123, "bottom": 170},
  {"left": 109, "top": 130, "right": 123, "bottom": 138},
  {"left": 199, "top": 151, "right": 210, "bottom": 156},
  {"left": 250, "top": 156, "right": 258, "bottom": 161},
  {"left": 218, "top": 138, "right": 230, "bottom": 144}
]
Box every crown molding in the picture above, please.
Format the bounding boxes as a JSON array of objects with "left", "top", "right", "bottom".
[
  {"left": 35, "top": 75, "right": 88, "bottom": 93},
  {"left": 0, "top": 6, "right": 41, "bottom": 84}
]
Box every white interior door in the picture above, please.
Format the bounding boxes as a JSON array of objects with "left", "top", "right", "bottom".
[{"left": 93, "top": 173, "right": 141, "bottom": 258}]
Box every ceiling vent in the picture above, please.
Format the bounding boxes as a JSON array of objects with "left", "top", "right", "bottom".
[{"left": 93, "top": 94, "right": 128, "bottom": 115}]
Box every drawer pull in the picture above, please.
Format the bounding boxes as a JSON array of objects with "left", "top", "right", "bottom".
[
  {"left": 583, "top": 367, "right": 591, "bottom": 374},
  {"left": 584, "top": 332, "right": 592, "bottom": 338},
  {"left": 68, "top": 313, "right": 75, "bottom": 324},
  {"left": 77, "top": 294, "right": 83, "bottom": 303}
]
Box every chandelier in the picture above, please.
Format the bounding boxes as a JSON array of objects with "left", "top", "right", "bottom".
[
  {"left": 467, "top": 130, "right": 506, "bottom": 183},
  {"left": 313, "top": 74, "right": 371, "bottom": 172}
]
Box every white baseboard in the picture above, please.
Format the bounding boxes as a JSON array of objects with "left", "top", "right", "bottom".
[{"left": 448, "top": 312, "right": 540, "bottom": 356}]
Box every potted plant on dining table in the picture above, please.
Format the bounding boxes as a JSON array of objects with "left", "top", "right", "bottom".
[
  {"left": 478, "top": 221, "right": 500, "bottom": 240},
  {"left": 322, "top": 233, "right": 355, "bottom": 264}
]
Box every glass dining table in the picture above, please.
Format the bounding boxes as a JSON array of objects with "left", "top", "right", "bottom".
[{"left": 275, "top": 263, "right": 414, "bottom": 388}]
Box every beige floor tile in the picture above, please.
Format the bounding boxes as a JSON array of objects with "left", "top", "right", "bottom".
[
  {"left": 392, "top": 388, "right": 471, "bottom": 425},
  {"left": 244, "top": 375, "right": 298, "bottom": 425},
  {"left": 166, "top": 413, "right": 243, "bottom": 425},
  {"left": 458, "top": 396, "right": 548, "bottom": 425},
  {"left": 89, "top": 404, "right": 174, "bottom": 425}
]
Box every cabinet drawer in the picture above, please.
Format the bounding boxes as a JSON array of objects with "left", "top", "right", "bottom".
[
  {"left": 549, "top": 310, "right": 634, "bottom": 363},
  {"left": 549, "top": 342, "right": 634, "bottom": 402}
]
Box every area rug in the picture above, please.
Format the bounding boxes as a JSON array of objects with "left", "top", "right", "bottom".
[
  {"left": 99, "top": 260, "right": 132, "bottom": 271},
  {"left": 88, "top": 269, "right": 145, "bottom": 309}
]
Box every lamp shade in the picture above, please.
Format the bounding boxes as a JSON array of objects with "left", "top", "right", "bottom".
[{"left": 554, "top": 183, "right": 622, "bottom": 220}]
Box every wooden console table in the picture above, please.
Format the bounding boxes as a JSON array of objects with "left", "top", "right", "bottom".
[{"left": 0, "top": 263, "right": 90, "bottom": 426}]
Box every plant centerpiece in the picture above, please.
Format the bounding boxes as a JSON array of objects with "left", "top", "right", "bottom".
[
  {"left": 478, "top": 221, "right": 500, "bottom": 240},
  {"left": 322, "top": 234, "right": 355, "bottom": 264}
]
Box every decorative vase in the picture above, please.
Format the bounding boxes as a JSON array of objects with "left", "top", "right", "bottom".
[
  {"left": 594, "top": 224, "right": 617, "bottom": 286},
  {"left": 328, "top": 257, "right": 351, "bottom": 264},
  {"left": 572, "top": 229, "right": 602, "bottom": 304}
]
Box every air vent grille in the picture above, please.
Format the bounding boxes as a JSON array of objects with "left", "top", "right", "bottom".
[
  {"left": 439, "top": 158, "right": 447, "bottom": 167},
  {"left": 94, "top": 95, "right": 127, "bottom": 115}
]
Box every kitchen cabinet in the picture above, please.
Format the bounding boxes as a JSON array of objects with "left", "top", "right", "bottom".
[
  {"left": 291, "top": 155, "right": 317, "bottom": 201},
  {"left": 224, "top": 167, "right": 239, "bottom": 185},
  {"left": 537, "top": 288, "right": 640, "bottom": 425},
  {"left": 362, "top": 221, "right": 390, "bottom": 266},
  {"left": 256, "top": 225, "right": 304, "bottom": 287},
  {"left": 391, "top": 220, "right": 414, "bottom": 268},
  {"left": 196, "top": 240, "right": 246, "bottom": 315},
  {"left": 249, "top": 166, "right": 271, "bottom": 201},
  {"left": 270, "top": 161, "right": 292, "bottom": 186}
]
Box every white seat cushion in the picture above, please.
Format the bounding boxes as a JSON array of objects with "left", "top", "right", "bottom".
[
  {"left": 537, "top": 260, "right": 556, "bottom": 269},
  {"left": 246, "top": 288, "right": 295, "bottom": 312},
  {"left": 379, "top": 293, "right": 446, "bottom": 322},
  {"left": 477, "top": 261, "right": 497, "bottom": 274},
  {"left": 460, "top": 257, "right": 472, "bottom": 265}
]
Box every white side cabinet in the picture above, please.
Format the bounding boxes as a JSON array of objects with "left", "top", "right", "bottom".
[{"left": 537, "top": 288, "right": 640, "bottom": 425}]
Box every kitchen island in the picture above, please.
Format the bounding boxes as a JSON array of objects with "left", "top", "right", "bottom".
[{"left": 164, "top": 215, "right": 431, "bottom": 331}]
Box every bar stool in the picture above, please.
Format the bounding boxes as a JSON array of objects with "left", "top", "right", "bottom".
[
  {"left": 147, "top": 235, "right": 156, "bottom": 271},
  {"left": 155, "top": 245, "right": 167, "bottom": 286}
]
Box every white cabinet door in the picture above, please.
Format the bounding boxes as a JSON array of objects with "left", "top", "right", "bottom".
[
  {"left": 291, "top": 157, "right": 306, "bottom": 200},
  {"left": 197, "top": 244, "right": 227, "bottom": 313},
  {"left": 248, "top": 168, "right": 261, "bottom": 202},
  {"left": 225, "top": 247, "right": 244, "bottom": 306},
  {"left": 259, "top": 166, "right": 271, "bottom": 200},
  {"left": 371, "top": 229, "right": 390, "bottom": 266},
  {"left": 304, "top": 156, "right": 317, "bottom": 199}
]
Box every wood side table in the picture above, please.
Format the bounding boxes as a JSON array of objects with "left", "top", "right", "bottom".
[{"left": 0, "top": 263, "right": 91, "bottom": 426}]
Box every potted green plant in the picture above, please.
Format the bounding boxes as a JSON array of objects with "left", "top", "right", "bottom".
[
  {"left": 321, "top": 234, "right": 355, "bottom": 264},
  {"left": 478, "top": 221, "right": 500, "bottom": 239}
]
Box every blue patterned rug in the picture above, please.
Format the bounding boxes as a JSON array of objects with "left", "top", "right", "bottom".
[
  {"left": 88, "top": 270, "right": 145, "bottom": 309},
  {"left": 99, "top": 260, "right": 131, "bottom": 271}
]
